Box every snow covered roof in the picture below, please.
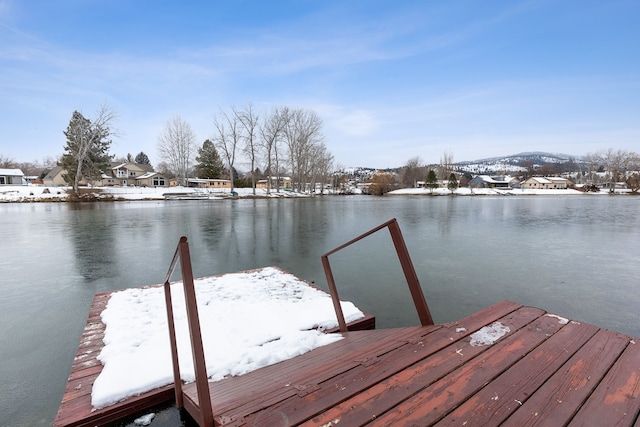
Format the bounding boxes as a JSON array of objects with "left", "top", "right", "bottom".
[
  {"left": 110, "top": 162, "right": 128, "bottom": 170},
  {"left": 137, "top": 171, "right": 160, "bottom": 179},
  {"left": 473, "top": 175, "right": 516, "bottom": 184},
  {"left": 0, "top": 168, "right": 24, "bottom": 176},
  {"left": 188, "top": 178, "right": 231, "bottom": 183},
  {"left": 527, "top": 177, "right": 552, "bottom": 184}
]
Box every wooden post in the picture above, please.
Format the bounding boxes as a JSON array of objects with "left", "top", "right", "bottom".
[
  {"left": 178, "top": 238, "right": 214, "bottom": 427},
  {"left": 387, "top": 220, "right": 434, "bottom": 326}
]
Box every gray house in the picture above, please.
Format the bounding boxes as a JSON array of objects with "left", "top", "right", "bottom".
[
  {"left": 469, "top": 175, "right": 519, "bottom": 189},
  {"left": 0, "top": 168, "right": 26, "bottom": 185}
]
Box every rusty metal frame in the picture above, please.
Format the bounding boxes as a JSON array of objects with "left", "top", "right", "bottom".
[
  {"left": 321, "top": 218, "right": 434, "bottom": 332},
  {"left": 163, "top": 236, "right": 214, "bottom": 427}
]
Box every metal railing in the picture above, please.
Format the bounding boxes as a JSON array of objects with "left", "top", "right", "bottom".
[
  {"left": 163, "top": 236, "right": 214, "bottom": 427},
  {"left": 321, "top": 218, "right": 434, "bottom": 332}
]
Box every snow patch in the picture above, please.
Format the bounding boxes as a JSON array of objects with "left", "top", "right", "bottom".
[
  {"left": 134, "top": 413, "right": 155, "bottom": 426},
  {"left": 90, "top": 267, "right": 364, "bottom": 409},
  {"left": 545, "top": 314, "right": 569, "bottom": 324},
  {"left": 469, "top": 322, "right": 510, "bottom": 347}
]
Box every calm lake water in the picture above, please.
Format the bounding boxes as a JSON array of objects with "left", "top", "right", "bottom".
[{"left": 1, "top": 195, "right": 639, "bottom": 426}]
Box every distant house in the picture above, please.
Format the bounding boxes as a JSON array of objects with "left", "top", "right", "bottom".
[
  {"left": 522, "top": 177, "right": 572, "bottom": 189},
  {"left": 256, "top": 176, "right": 292, "bottom": 191},
  {"left": 100, "top": 162, "right": 155, "bottom": 187},
  {"left": 135, "top": 171, "right": 170, "bottom": 188},
  {"left": 469, "top": 175, "right": 519, "bottom": 189},
  {"left": 601, "top": 181, "right": 627, "bottom": 191},
  {"left": 187, "top": 178, "right": 231, "bottom": 190},
  {"left": 0, "top": 168, "right": 26, "bottom": 185},
  {"left": 43, "top": 166, "right": 75, "bottom": 186}
]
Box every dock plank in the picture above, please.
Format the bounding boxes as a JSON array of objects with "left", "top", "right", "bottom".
[
  {"left": 302, "top": 302, "right": 530, "bottom": 427},
  {"left": 569, "top": 337, "right": 640, "bottom": 427},
  {"left": 365, "top": 308, "right": 564, "bottom": 426},
  {"left": 502, "top": 328, "right": 631, "bottom": 426},
  {"left": 220, "top": 301, "right": 524, "bottom": 426},
  {"left": 436, "top": 320, "right": 599, "bottom": 426}
]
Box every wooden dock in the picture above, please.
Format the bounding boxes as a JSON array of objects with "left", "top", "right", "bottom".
[
  {"left": 53, "top": 224, "right": 640, "bottom": 426},
  {"left": 178, "top": 299, "right": 640, "bottom": 426},
  {"left": 56, "top": 298, "right": 640, "bottom": 426},
  {"left": 53, "top": 292, "right": 174, "bottom": 427},
  {"left": 54, "top": 288, "right": 375, "bottom": 427}
]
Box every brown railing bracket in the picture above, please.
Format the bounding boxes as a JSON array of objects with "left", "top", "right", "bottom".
[
  {"left": 321, "top": 218, "right": 434, "bottom": 332},
  {"left": 163, "top": 236, "right": 214, "bottom": 427}
]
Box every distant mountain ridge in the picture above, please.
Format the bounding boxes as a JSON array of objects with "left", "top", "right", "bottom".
[
  {"left": 453, "top": 151, "right": 585, "bottom": 174},
  {"left": 344, "top": 152, "right": 586, "bottom": 178}
]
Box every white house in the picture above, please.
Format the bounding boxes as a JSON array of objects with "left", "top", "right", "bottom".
[{"left": 0, "top": 168, "right": 26, "bottom": 185}]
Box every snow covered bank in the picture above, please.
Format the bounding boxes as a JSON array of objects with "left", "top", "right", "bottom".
[
  {"left": 0, "top": 185, "right": 309, "bottom": 202},
  {"left": 0, "top": 184, "right": 625, "bottom": 202},
  {"left": 387, "top": 187, "right": 612, "bottom": 196},
  {"left": 91, "top": 267, "right": 365, "bottom": 409}
]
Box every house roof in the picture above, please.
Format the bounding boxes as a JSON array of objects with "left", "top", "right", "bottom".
[
  {"left": 525, "top": 177, "right": 570, "bottom": 184},
  {"left": 137, "top": 172, "right": 162, "bottom": 179},
  {"left": 472, "top": 175, "right": 516, "bottom": 184},
  {"left": 44, "top": 166, "right": 63, "bottom": 179},
  {"left": 110, "top": 162, "right": 154, "bottom": 173},
  {"left": 526, "top": 177, "right": 552, "bottom": 184},
  {"left": 0, "top": 168, "right": 25, "bottom": 176},
  {"left": 187, "top": 178, "right": 231, "bottom": 183}
]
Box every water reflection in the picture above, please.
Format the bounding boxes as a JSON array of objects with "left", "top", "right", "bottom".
[
  {"left": 67, "top": 203, "right": 118, "bottom": 283},
  {"left": 1, "top": 196, "right": 639, "bottom": 427}
]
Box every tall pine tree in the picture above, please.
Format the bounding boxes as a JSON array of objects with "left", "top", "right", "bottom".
[
  {"left": 194, "top": 139, "right": 225, "bottom": 179},
  {"left": 135, "top": 151, "right": 151, "bottom": 166},
  {"left": 425, "top": 170, "right": 438, "bottom": 193},
  {"left": 60, "top": 108, "right": 115, "bottom": 196}
]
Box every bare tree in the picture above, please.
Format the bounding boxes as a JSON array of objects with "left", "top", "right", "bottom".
[
  {"left": 213, "top": 109, "right": 242, "bottom": 193},
  {"left": 309, "top": 142, "right": 334, "bottom": 195},
  {"left": 236, "top": 103, "right": 260, "bottom": 195},
  {"left": 438, "top": 150, "right": 454, "bottom": 180},
  {"left": 587, "top": 148, "right": 640, "bottom": 192},
  {"left": 157, "top": 115, "right": 196, "bottom": 186},
  {"left": 283, "top": 108, "right": 324, "bottom": 192},
  {"left": 0, "top": 155, "right": 18, "bottom": 168},
  {"left": 521, "top": 160, "right": 535, "bottom": 180},
  {"left": 60, "top": 105, "right": 117, "bottom": 196},
  {"left": 260, "top": 107, "right": 286, "bottom": 194},
  {"left": 368, "top": 170, "right": 396, "bottom": 195},
  {"left": 400, "top": 156, "right": 426, "bottom": 188}
]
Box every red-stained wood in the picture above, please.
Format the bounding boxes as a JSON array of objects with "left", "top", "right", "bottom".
[
  {"left": 435, "top": 320, "right": 600, "bottom": 426},
  {"left": 54, "top": 291, "right": 177, "bottom": 427},
  {"left": 502, "top": 328, "right": 632, "bottom": 427},
  {"left": 55, "top": 295, "right": 640, "bottom": 427},
  {"left": 54, "top": 275, "right": 377, "bottom": 427},
  {"left": 569, "top": 336, "right": 640, "bottom": 427}
]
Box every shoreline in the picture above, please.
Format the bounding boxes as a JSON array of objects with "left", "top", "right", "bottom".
[{"left": 0, "top": 185, "right": 633, "bottom": 203}]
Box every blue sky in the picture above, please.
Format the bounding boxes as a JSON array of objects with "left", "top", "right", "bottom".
[{"left": 1, "top": 0, "right": 638, "bottom": 169}]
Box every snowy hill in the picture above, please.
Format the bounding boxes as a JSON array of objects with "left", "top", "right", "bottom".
[
  {"left": 345, "top": 152, "right": 587, "bottom": 176},
  {"left": 453, "top": 152, "right": 585, "bottom": 174}
]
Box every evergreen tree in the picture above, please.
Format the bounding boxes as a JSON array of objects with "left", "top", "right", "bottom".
[
  {"left": 135, "top": 151, "right": 151, "bottom": 165},
  {"left": 60, "top": 108, "right": 115, "bottom": 195},
  {"left": 447, "top": 172, "right": 459, "bottom": 193},
  {"left": 194, "top": 139, "right": 225, "bottom": 179},
  {"left": 425, "top": 169, "right": 438, "bottom": 193}
]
